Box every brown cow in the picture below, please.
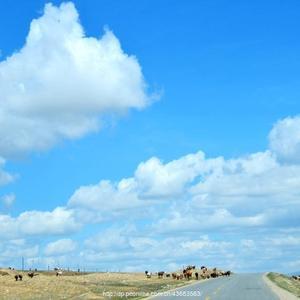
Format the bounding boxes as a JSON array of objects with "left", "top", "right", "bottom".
[
  {"left": 28, "top": 272, "right": 39, "bottom": 278},
  {"left": 186, "top": 269, "right": 193, "bottom": 280},
  {"left": 183, "top": 268, "right": 193, "bottom": 280},
  {"left": 158, "top": 271, "right": 164, "bottom": 278}
]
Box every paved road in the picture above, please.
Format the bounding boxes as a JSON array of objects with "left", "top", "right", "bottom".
[{"left": 150, "top": 273, "right": 279, "bottom": 300}]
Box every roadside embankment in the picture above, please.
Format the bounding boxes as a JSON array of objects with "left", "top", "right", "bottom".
[{"left": 264, "top": 272, "right": 299, "bottom": 300}]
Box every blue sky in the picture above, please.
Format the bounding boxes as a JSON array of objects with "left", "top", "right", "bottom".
[{"left": 0, "top": 0, "right": 300, "bottom": 272}]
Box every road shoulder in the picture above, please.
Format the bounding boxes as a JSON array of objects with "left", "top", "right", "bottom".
[{"left": 263, "top": 273, "right": 298, "bottom": 300}]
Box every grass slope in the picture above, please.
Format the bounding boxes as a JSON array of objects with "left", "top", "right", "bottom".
[{"left": 267, "top": 272, "right": 300, "bottom": 298}]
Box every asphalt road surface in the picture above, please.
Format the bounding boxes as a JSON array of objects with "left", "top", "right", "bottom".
[{"left": 150, "top": 273, "right": 279, "bottom": 300}]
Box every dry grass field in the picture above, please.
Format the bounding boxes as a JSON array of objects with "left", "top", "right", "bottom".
[
  {"left": 0, "top": 269, "right": 192, "bottom": 299},
  {"left": 267, "top": 272, "right": 300, "bottom": 298}
]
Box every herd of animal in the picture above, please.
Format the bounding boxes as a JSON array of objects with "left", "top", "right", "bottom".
[
  {"left": 291, "top": 274, "right": 300, "bottom": 281},
  {"left": 145, "top": 265, "right": 232, "bottom": 280},
  {"left": 11, "top": 269, "right": 64, "bottom": 281},
  {"left": 7, "top": 265, "right": 232, "bottom": 282},
  {"left": 14, "top": 272, "right": 39, "bottom": 281}
]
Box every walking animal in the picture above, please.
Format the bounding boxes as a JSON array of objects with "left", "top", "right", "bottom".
[
  {"left": 158, "top": 271, "right": 164, "bottom": 278},
  {"left": 14, "top": 274, "right": 23, "bottom": 281},
  {"left": 28, "top": 272, "right": 39, "bottom": 278}
]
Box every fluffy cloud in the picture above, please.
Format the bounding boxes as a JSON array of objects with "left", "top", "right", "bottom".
[
  {"left": 0, "top": 207, "right": 80, "bottom": 239},
  {"left": 44, "top": 238, "right": 77, "bottom": 256},
  {"left": 18, "top": 207, "right": 80, "bottom": 235},
  {"left": 67, "top": 148, "right": 300, "bottom": 231},
  {"left": 190, "top": 151, "right": 279, "bottom": 198},
  {"left": 134, "top": 151, "right": 208, "bottom": 198},
  {"left": 269, "top": 116, "right": 300, "bottom": 163},
  {"left": 67, "top": 151, "right": 221, "bottom": 223},
  {"left": 68, "top": 179, "right": 149, "bottom": 222},
  {"left": 0, "top": 2, "right": 150, "bottom": 158}
]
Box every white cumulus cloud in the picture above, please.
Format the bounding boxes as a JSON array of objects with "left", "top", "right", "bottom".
[
  {"left": 134, "top": 151, "right": 208, "bottom": 198},
  {"left": 269, "top": 116, "right": 300, "bottom": 163},
  {"left": 0, "top": 2, "right": 150, "bottom": 158},
  {"left": 0, "top": 207, "right": 80, "bottom": 239}
]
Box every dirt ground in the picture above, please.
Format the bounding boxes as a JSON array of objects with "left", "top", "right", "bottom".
[{"left": 0, "top": 269, "right": 191, "bottom": 299}]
